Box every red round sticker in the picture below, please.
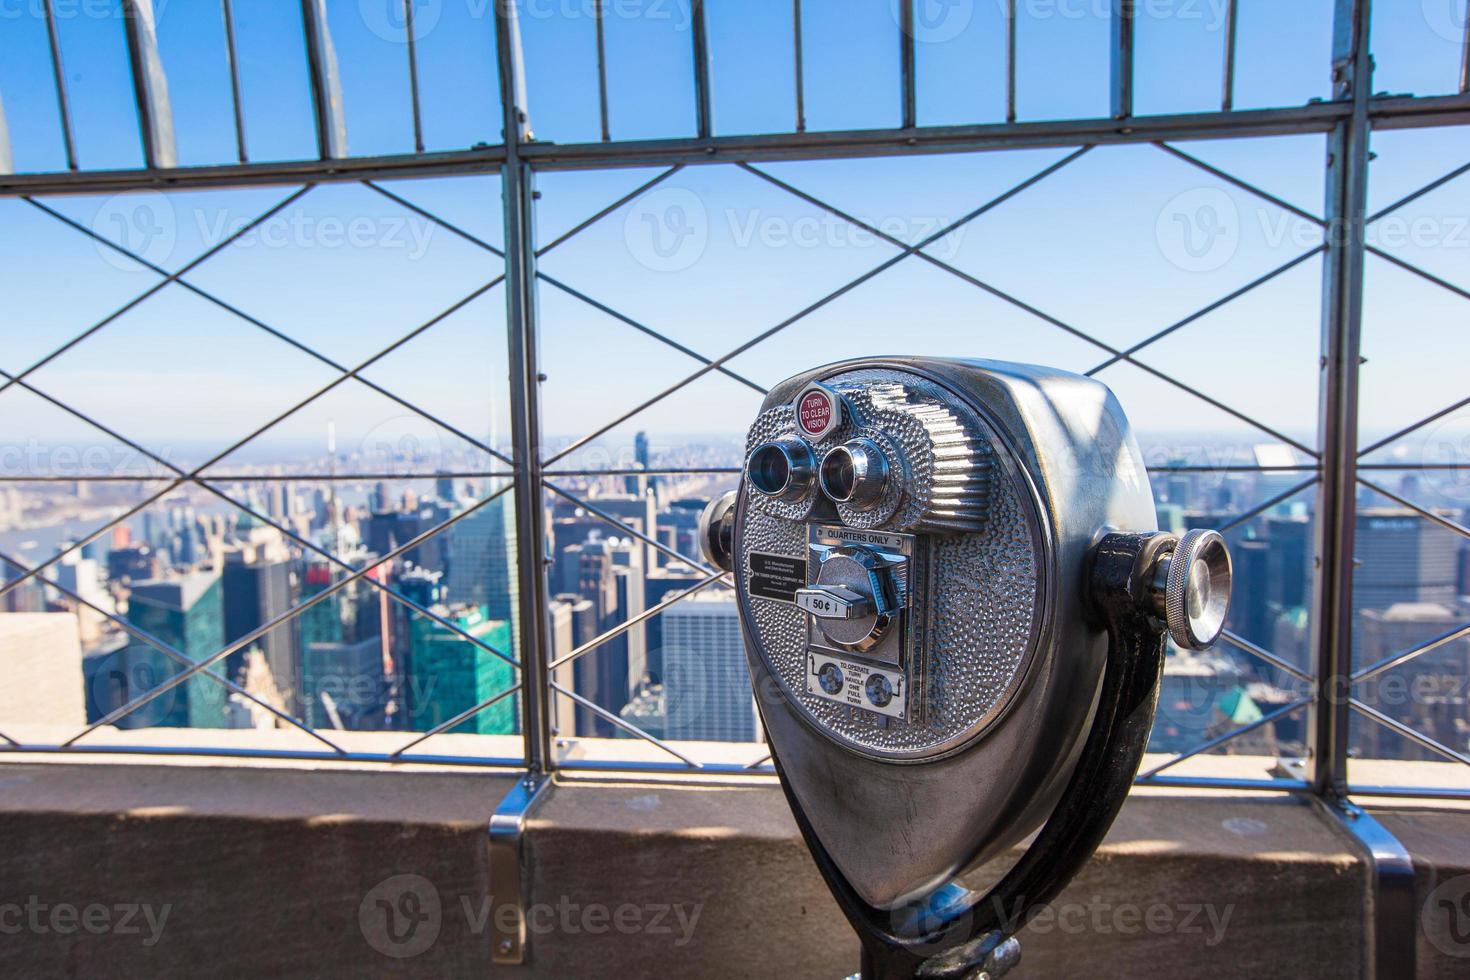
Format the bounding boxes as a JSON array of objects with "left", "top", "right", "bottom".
[{"left": 799, "top": 390, "right": 833, "bottom": 436}]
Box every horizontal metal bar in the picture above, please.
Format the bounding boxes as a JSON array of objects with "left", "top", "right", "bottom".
[
  {"left": 0, "top": 106, "right": 1352, "bottom": 198},
  {"left": 1348, "top": 784, "right": 1470, "bottom": 800},
  {"left": 7, "top": 95, "right": 1470, "bottom": 197},
  {"left": 0, "top": 744, "right": 527, "bottom": 768},
  {"left": 548, "top": 757, "right": 775, "bottom": 776},
  {"left": 1133, "top": 774, "right": 1310, "bottom": 792},
  {"left": 0, "top": 149, "right": 506, "bottom": 198},
  {"left": 541, "top": 467, "right": 741, "bottom": 477},
  {"left": 1145, "top": 464, "right": 1320, "bottom": 473},
  {"left": 0, "top": 472, "right": 513, "bottom": 484},
  {"left": 1350, "top": 700, "right": 1470, "bottom": 767}
]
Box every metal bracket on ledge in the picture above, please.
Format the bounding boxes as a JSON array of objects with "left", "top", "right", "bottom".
[
  {"left": 1315, "top": 794, "right": 1416, "bottom": 979},
  {"left": 488, "top": 772, "right": 554, "bottom": 965}
]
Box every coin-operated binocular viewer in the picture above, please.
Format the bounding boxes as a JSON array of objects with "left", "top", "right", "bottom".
[{"left": 699, "top": 358, "right": 1232, "bottom": 980}]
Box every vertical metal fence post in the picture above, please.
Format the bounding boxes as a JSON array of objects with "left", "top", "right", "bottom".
[
  {"left": 1310, "top": 0, "right": 1372, "bottom": 801},
  {"left": 1312, "top": 5, "right": 1417, "bottom": 977},
  {"left": 301, "top": 0, "right": 349, "bottom": 159},
  {"left": 1110, "top": 0, "right": 1135, "bottom": 119},
  {"left": 120, "top": 0, "right": 177, "bottom": 169},
  {"left": 0, "top": 91, "right": 12, "bottom": 176},
  {"left": 495, "top": 0, "right": 555, "bottom": 777}
]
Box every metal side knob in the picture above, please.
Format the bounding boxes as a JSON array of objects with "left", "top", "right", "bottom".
[
  {"left": 1156, "top": 528, "right": 1233, "bottom": 650},
  {"left": 698, "top": 490, "right": 738, "bottom": 574}
]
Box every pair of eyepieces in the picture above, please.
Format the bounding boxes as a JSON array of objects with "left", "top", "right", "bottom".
[{"left": 748, "top": 437, "right": 889, "bottom": 510}]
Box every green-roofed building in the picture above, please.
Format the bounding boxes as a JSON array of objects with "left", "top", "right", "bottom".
[{"left": 408, "top": 606, "right": 516, "bottom": 736}]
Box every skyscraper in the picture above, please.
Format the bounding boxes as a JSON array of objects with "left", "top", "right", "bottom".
[
  {"left": 446, "top": 493, "right": 519, "bottom": 655},
  {"left": 123, "top": 572, "right": 227, "bottom": 728},
  {"left": 1355, "top": 509, "right": 1459, "bottom": 609},
  {"left": 303, "top": 637, "right": 386, "bottom": 730},
  {"left": 408, "top": 606, "right": 516, "bottom": 736},
  {"left": 662, "top": 592, "right": 757, "bottom": 742},
  {"left": 222, "top": 550, "right": 301, "bottom": 713}
]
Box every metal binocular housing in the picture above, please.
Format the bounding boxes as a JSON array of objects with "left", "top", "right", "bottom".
[{"left": 700, "top": 356, "right": 1232, "bottom": 979}]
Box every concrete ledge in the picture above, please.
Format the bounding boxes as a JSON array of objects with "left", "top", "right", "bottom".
[{"left": 0, "top": 762, "right": 1464, "bottom": 978}]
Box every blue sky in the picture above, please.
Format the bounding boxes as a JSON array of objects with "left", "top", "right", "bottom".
[{"left": 0, "top": 1, "right": 1467, "bottom": 471}]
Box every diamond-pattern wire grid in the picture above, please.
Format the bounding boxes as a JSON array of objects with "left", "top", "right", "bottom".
[
  {"left": 4, "top": 145, "right": 1465, "bottom": 789},
  {"left": 528, "top": 146, "right": 1330, "bottom": 776},
  {"left": 0, "top": 181, "right": 524, "bottom": 762},
  {"left": 0, "top": 0, "right": 1464, "bottom": 792}
]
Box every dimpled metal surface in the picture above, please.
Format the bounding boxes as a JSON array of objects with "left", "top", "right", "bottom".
[{"left": 740, "top": 368, "right": 1043, "bottom": 759}]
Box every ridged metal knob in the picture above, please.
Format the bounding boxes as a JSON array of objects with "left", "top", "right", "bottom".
[
  {"left": 698, "top": 490, "right": 738, "bottom": 574},
  {"left": 1163, "top": 529, "right": 1232, "bottom": 650}
]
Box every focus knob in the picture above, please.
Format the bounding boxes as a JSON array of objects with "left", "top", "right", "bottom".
[{"left": 1159, "top": 529, "right": 1233, "bottom": 650}]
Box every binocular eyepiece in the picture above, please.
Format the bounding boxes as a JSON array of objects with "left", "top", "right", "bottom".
[{"left": 748, "top": 436, "right": 891, "bottom": 511}]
